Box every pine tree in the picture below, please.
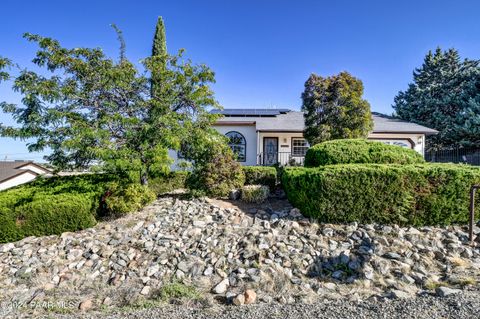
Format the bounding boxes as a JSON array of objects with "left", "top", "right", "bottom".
[
  {"left": 393, "top": 47, "right": 480, "bottom": 150},
  {"left": 301, "top": 72, "right": 373, "bottom": 145},
  {"left": 151, "top": 16, "right": 167, "bottom": 99}
]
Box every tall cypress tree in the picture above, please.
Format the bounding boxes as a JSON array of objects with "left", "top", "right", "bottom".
[
  {"left": 151, "top": 16, "right": 167, "bottom": 98},
  {"left": 152, "top": 16, "right": 167, "bottom": 57}
]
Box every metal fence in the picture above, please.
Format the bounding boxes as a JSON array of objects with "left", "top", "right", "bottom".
[
  {"left": 425, "top": 148, "right": 480, "bottom": 166},
  {"left": 257, "top": 152, "right": 305, "bottom": 166}
]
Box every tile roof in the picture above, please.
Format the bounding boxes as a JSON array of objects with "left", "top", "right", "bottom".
[{"left": 213, "top": 109, "right": 438, "bottom": 134}]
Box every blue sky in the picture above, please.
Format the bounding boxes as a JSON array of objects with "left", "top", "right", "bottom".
[{"left": 1, "top": 0, "right": 480, "bottom": 160}]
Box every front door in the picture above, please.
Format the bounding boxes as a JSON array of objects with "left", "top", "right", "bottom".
[{"left": 263, "top": 137, "right": 278, "bottom": 165}]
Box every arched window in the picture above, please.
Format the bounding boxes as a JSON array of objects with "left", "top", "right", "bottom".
[{"left": 225, "top": 131, "right": 246, "bottom": 162}]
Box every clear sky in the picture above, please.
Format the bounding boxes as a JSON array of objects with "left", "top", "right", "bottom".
[{"left": 1, "top": 0, "right": 480, "bottom": 160}]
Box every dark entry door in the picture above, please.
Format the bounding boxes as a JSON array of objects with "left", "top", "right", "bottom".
[{"left": 263, "top": 137, "right": 278, "bottom": 165}]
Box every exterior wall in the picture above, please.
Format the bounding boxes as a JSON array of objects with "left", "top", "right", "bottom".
[
  {"left": 258, "top": 132, "right": 305, "bottom": 165},
  {"left": 213, "top": 124, "right": 258, "bottom": 166},
  {"left": 367, "top": 133, "right": 425, "bottom": 156},
  {"left": 168, "top": 124, "right": 427, "bottom": 169},
  {"left": 0, "top": 172, "right": 37, "bottom": 191}
]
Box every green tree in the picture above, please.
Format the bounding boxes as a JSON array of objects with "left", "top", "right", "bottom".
[
  {"left": 152, "top": 16, "right": 167, "bottom": 57},
  {"left": 0, "top": 31, "right": 219, "bottom": 185},
  {"left": 301, "top": 71, "right": 373, "bottom": 145},
  {"left": 151, "top": 16, "right": 167, "bottom": 99},
  {"left": 393, "top": 47, "right": 480, "bottom": 150}
]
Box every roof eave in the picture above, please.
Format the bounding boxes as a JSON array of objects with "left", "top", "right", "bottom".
[
  {"left": 372, "top": 130, "right": 439, "bottom": 135},
  {"left": 0, "top": 169, "right": 40, "bottom": 184},
  {"left": 257, "top": 129, "right": 304, "bottom": 133}
]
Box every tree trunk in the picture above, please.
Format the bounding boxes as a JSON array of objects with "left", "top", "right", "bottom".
[{"left": 140, "top": 170, "right": 148, "bottom": 186}]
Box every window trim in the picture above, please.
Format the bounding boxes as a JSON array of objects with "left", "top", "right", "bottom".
[
  {"left": 367, "top": 137, "right": 415, "bottom": 149},
  {"left": 225, "top": 131, "right": 247, "bottom": 162},
  {"left": 291, "top": 137, "right": 309, "bottom": 157}
]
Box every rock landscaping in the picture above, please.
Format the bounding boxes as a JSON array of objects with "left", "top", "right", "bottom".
[{"left": 0, "top": 196, "right": 479, "bottom": 317}]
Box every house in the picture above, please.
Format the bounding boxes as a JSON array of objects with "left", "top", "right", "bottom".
[
  {"left": 211, "top": 109, "right": 438, "bottom": 166},
  {"left": 170, "top": 108, "right": 437, "bottom": 166},
  {"left": 0, "top": 161, "right": 51, "bottom": 191}
]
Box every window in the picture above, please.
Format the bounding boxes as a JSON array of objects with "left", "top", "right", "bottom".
[
  {"left": 225, "top": 131, "right": 246, "bottom": 162},
  {"left": 292, "top": 138, "right": 308, "bottom": 156},
  {"left": 372, "top": 139, "right": 413, "bottom": 149}
]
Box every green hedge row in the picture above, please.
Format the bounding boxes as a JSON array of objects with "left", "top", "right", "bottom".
[
  {"left": 15, "top": 194, "right": 97, "bottom": 238},
  {"left": 103, "top": 182, "right": 156, "bottom": 216},
  {"left": 0, "top": 171, "right": 198, "bottom": 243},
  {"left": 282, "top": 164, "right": 480, "bottom": 226},
  {"left": 242, "top": 166, "right": 277, "bottom": 190},
  {"left": 304, "top": 139, "right": 425, "bottom": 167},
  {"left": 0, "top": 175, "right": 110, "bottom": 243},
  {"left": 149, "top": 171, "right": 189, "bottom": 195}
]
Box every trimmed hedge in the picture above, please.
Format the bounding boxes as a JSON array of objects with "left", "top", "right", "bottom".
[
  {"left": 16, "top": 194, "right": 97, "bottom": 237},
  {"left": 282, "top": 164, "right": 480, "bottom": 226},
  {"left": 304, "top": 139, "right": 425, "bottom": 167},
  {"left": 0, "top": 207, "right": 21, "bottom": 243},
  {"left": 0, "top": 173, "right": 183, "bottom": 243},
  {"left": 0, "top": 175, "right": 109, "bottom": 243},
  {"left": 104, "top": 182, "right": 156, "bottom": 216},
  {"left": 242, "top": 166, "right": 277, "bottom": 190},
  {"left": 149, "top": 171, "right": 189, "bottom": 195}
]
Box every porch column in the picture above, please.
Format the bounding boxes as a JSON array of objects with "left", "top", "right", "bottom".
[{"left": 256, "top": 131, "right": 260, "bottom": 165}]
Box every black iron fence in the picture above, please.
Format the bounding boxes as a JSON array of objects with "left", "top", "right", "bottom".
[
  {"left": 257, "top": 152, "right": 305, "bottom": 166},
  {"left": 425, "top": 148, "right": 480, "bottom": 166}
]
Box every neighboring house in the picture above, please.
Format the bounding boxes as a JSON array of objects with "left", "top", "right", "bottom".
[
  {"left": 171, "top": 108, "right": 438, "bottom": 166},
  {"left": 0, "top": 161, "right": 51, "bottom": 191}
]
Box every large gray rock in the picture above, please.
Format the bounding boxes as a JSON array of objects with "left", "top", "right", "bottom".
[
  {"left": 436, "top": 286, "right": 461, "bottom": 297},
  {"left": 229, "top": 189, "right": 241, "bottom": 200},
  {"left": 212, "top": 278, "right": 229, "bottom": 294}
]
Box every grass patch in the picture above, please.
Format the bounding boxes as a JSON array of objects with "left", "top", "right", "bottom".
[
  {"left": 155, "top": 282, "right": 201, "bottom": 302},
  {"left": 448, "top": 256, "right": 471, "bottom": 268},
  {"left": 424, "top": 279, "right": 448, "bottom": 290},
  {"left": 448, "top": 276, "right": 477, "bottom": 287}
]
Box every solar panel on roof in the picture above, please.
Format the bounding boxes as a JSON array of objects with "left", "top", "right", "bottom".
[{"left": 210, "top": 108, "right": 291, "bottom": 117}]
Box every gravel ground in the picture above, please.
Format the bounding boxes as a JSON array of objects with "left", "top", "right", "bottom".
[{"left": 48, "top": 290, "right": 480, "bottom": 319}]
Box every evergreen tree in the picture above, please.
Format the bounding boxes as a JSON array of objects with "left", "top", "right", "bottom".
[
  {"left": 152, "top": 16, "right": 167, "bottom": 57},
  {"left": 301, "top": 72, "right": 373, "bottom": 145},
  {"left": 151, "top": 16, "right": 167, "bottom": 99},
  {"left": 393, "top": 47, "right": 480, "bottom": 150},
  {"left": 0, "top": 32, "right": 220, "bottom": 185}
]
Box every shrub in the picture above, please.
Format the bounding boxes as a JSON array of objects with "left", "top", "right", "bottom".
[
  {"left": 103, "top": 182, "right": 156, "bottom": 216},
  {"left": 282, "top": 164, "right": 480, "bottom": 226},
  {"left": 189, "top": 145, "right": 245, "bottom": 198},
  {"left": 149, "top": 171, "right": 189, "bottom": 195},
  {"left": 0, "top": 175, "right": 112, "bottom": 243},
  {"left": 0, "top": 207, "right": 21, "bottom": 243},
  {"left": 0, "top": 174, "right": 162, "bottom": 243},
  {"left": 304, "top": 139, "right": 425, "bottom": 167},
  {"left": 156, "top": 282, "right": 201, "bottom": 302},
  {"left": 16, "top": 194, "right": 97, "bottom": 236},
  {"left": 241, "top": 185, "right": 270, "bottom": 203},
  {"left": 242, "top": 166, "right": 277, "bottom": 190}
]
